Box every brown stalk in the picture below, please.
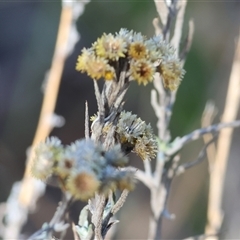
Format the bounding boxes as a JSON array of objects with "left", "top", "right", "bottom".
[
  {"left": 201, "top": 101, "right": 217, "bottom": 172},
  {"left": 18, "top": 4, "right": 73, "bottom": 208},
  {"left": 205, "top": 30, "right": 240, "bottom": 237},
  {"left": 3, "top": 5, "right": 74, "bottom": 239}
]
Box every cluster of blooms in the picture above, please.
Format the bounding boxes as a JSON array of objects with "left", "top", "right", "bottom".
[
  {"left": 31, "top": 137, "right": 135, "bottom": 201},
  {"left": 76, "top": 28, "right": 185, "bottom": 90},
  {"left": 116, "top": 111, "right": 158, "bottom": 160},
  {"left": 91, "top": 111, "right": 158, "bottom": 160}
]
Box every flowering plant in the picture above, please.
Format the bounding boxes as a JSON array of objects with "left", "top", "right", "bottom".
[{"left": 1, "top": 1, "right": 240, "bottom": 240}]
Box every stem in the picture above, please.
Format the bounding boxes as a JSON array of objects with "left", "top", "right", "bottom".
[
  {"left": 205, "top": 29, "right": 240, "bottom": 237},
  {"left": 4, "top": 5, "right": 74, "bottom": 240},
  {"left": 19, "top": 3, "right": 73, "bottom": 209},
  {"left": 148, "top": 214, "right": 158, "bottom": 240}
]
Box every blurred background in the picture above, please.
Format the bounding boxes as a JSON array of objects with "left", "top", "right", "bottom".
[{"left": 0, "top": 1, "right": 240, "bottom": 239}]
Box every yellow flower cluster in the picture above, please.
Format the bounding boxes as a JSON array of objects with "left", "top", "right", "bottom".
[
  {"left": 116, "top": 111, "right": 158, "bottom": 160},
  {"left": 76, "top": 29, "right": 185, "bottom": 90},
  {"left": 31, "top": 137, "right": 135, "bottom": 201}
]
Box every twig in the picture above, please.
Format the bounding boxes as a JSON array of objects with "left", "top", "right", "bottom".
[
  {"left": 91, "top": 194, "right": 106, "bottom": 240},
  {"left": 201, "top": 101, "right": 217, "bottom": 172},
  {"left": 93, "top": 80, "right": 102, "bottom": 116},
  {"left": 176, "top": 135, "right": 218, "bottom": 175},
  {"left": 128, "top": 167, "right": 155, "bottom": 190},
  {"left": 148, "top": 1, "right": 189, "bottom": 239},
  {"left": 72, "top": 222, "right": 81, "bottom": 240},
  {"left": 180, "top": 20, "right": 195, "bottom": 62},
  {"left": 91, "top": 80, "right": 104, "bottom": 142},
  {"left": 163, "top": 4, "right": 177, "bottom": 41},
  {"left": 154, "top": 151, "right": 166, "bottom": 188},
  {"left": 171, "top": 0, "right": 188, "bottom": 52},
  {"left": 155, "top": 155, "right": 180, "bottom": 238},
  {"left": 143, "top": 158, "right": 152, "bottom": 177},
  {"left": 85, "top": 101, "right": 90, "bottom": 139},
  {"left": 152, "top": 18, "right": 162, "bottom": 36},
  {"left": 205, "top": 29, "right": 240, "bottom": 238},
  {"left": 154, "top": 0, "right": 168, "bottom": 30},
  {"left": 111, "top": 190, "right": 129, "bottom": 215},
  {"left": 166, "top": 120, "right": 240, "bottom": 156},
  {"left": 28, "top": 194, "right": 72, "bottom": 240},
  {"left": 148, "top": 183, "right": 167, "bottom": 240},
  {"left": 152, "top": 76, "right": 167, "bottom": 140}
]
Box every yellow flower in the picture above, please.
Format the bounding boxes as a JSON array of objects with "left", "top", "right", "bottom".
[
  {"left": 76, "top": 48, "right": 93, "bottom": 72},
  {"left": 158, "top": 59, "right": 185, "bottom": 91},
  {"left": 129, "top": 59, "right": 155, "bottom": 86},
  {"left": 134, "top": 135, "right": 158, "bottom": 161},
  {"left": 128, "top": 42, "right": 148, "bottom": 60},
  {"left": 76, "top": 49, "right": 111, "bottom": 80},
  {"left": 116, "top": 111, "right": 157, "bottom": 160},
  {"left": 86, "top": 56, "right": 109, "bottom": 80},
  {"left": 104, "top": 66, "right": 116, "bottom": 81},
  {"left": 66, "top": 170, "right": 100, "bottom": 201},
  {"left": 94, "top": 33, "right": 127, "bottom": 61}
]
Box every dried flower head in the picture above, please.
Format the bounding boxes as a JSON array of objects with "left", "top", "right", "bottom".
[
  {"left": 94, "top": 33, "right": 127, "bottom": 61},
  {"left": 128, "top": 41, "right": 148, "bottom": 60},
  {"left": 76, "top": 48, "right": 93, "bottom": 72},
  {"left": 129, "top": 59, "right": 155, "bottom": 85},
  {"left": 134, "top": 134, "right": 158, "bottom": 160},
  {"left": 31, "top": 137, "right": 63, "bottom": 181},
  {"left": 116, "top": 111, "right": 144, "bottom": 143},
  {"left": 31, "top": 152, "right": 54, "bottom": 181},
  {"left": 158, "top": 58, "right": 185, "bottom": 91},
  {"left": 86, "top": 56, "right": 109, "bottom": 80},
  {"left": 116, "top": 111, "right": 158, "bottom": 160},
  {"left": 66, "top": 169, "right": 100, "bottom": 201}
]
